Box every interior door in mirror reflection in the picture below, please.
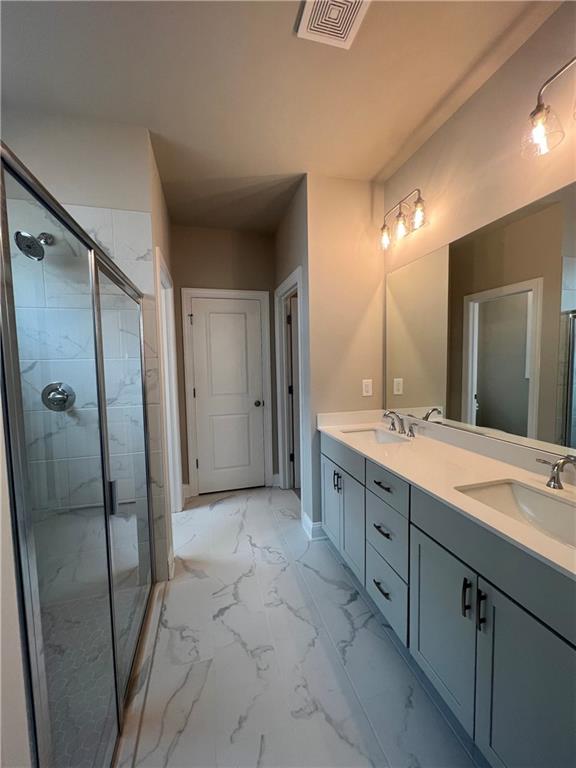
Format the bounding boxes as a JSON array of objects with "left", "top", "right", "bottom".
[{"left": 462, "top": 279, "right": 543, "bottom": 439}]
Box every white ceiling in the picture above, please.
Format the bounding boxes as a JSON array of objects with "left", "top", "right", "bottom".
[{"left": 1, "top": 1, "right": 558, "bottom": 232}]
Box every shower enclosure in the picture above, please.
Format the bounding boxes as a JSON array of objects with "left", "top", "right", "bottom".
[{"left": 0, "top": 145, "right": 154, "bottom": 767}]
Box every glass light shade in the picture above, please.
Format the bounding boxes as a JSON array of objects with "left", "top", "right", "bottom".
[
  {"left": 521, "top": 104, "right": 565, "bottom": 158},
  {"left": 380, "top": 224, "right": 391, "bottom": 250},
  {"left": 395, "top": 210, "right": 408, "bottom": 240},
  {"left": 412, "top": 197, "right": 425, "bottom": 230}
]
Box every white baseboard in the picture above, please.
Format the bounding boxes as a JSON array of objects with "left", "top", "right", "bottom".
[
  {"left": 301, "top": 513, "right": 326, "bottom": 540},
  {"left": 272, "top": 473, "right": 281, "bottom": 487}
]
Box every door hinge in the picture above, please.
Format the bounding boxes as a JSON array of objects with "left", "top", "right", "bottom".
[
  {"left": 193, "top": 387, "right": 196, "bottom": 398},
  {"left": 288, "top": 384, "right": 293, "bottom": 395},
  {"left": 286, "top": 314, "right": 292, "bottom": 325},
  {"left": 195, "top": 458, "right": 199, "bottom": 469},
  {"left": 188, "top": 313, "right": 194, "bottom": 325},
  {"left": 289, "top": 452, "right": 294, "bottom": 462}
]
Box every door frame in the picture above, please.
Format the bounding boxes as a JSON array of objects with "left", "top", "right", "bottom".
[
  {"left": 181, "top": 287, "right": 273, "bottom": 496},
  {"left": 275, "top": 267, "right": 304, "bottom": 489},
  {"left": 461, "top": 278, "right": 543, "bottom": 438},
  {"left": 155, "top": 247, "right": 179, "bottom": 576}
]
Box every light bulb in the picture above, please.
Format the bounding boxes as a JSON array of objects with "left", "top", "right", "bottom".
[
  {"left": 395, "top": 210, "right": 408, "bottom": 240},
  {"left": 412, "top": 195, "right": 425, "bottom": 230},
  {"left": 380, "top": 224, "right": 391, "bottom": 250},
  {"left": 521, "top": 104, "right": 565, "bottom": 158}
]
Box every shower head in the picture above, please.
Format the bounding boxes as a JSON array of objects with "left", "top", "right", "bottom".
[{"left": 14, "top": 231, "right": 45, "bottom": 261}]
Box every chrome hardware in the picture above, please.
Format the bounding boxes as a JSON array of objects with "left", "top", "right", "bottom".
[
  {"left": 543, "top": 455, "right": 576, "bottom": 490},
  {"left": 41, "top": 382, "right": 76, "bottom": 412},
  {"left": 382, "top": 409, "right": 406, "bottom": 434},
  {"left": 373, "top": 579, "right": 391, "bottom": 600},
  {"left": 407, "top": 423, "right": 416, "bottom": 439},
  {"left": 423, "top": 407, "right": 442, "bottom": 421}
]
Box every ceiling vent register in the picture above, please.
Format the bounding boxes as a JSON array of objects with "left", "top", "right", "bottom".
[{"left": 296, "top": 1, "right": 371, "bottom": 50}]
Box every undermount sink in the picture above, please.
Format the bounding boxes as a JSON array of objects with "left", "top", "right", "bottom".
[
  {"left": 456, "top": 480, "right": 576, "bottom": 548},
  {"left": 339, "top": 426, "right": 407, "bottom": 445}
]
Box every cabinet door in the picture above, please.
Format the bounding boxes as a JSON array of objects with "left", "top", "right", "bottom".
[
  {"left": 321, "top": 455, "right": 341, "bottom": 548},
  {"left": 341, "top": 472, "right": 365, "bottom": 584},
  {"left": 476, "top": 579, "right": 576, "bottom": 768},
  {"left": 410, "top": 527, "right": 477, "bottom": 735}
]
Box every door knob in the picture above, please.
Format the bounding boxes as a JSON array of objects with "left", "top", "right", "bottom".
[{"left": 254, "top": 400, "right": 262, "bottom": 407}]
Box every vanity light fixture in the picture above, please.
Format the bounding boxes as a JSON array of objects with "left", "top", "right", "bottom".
[
  {"left": 395, "top": 206, "right": 408, "bottom": 240},
  {"left": 522, "top": 56, "right": 576, "bottom": 158},
  {"left": 380, "top": 223, "right": 391, "bottom": 250},
  {"left": 380, "top": 188, "right": 426, "bottom": 250}
]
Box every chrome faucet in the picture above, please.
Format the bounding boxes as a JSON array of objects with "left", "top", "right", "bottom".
[
  {"left": 538, "top": 455, "right": 576, "bottom": 490},
  {"left": 382, "top": 409, "right": 406, "bottom": 435},
  {"left": 423, "top": 407, "right": 442, "bottom": 422}
]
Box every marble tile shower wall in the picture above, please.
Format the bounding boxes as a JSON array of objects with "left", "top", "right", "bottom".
[
  {"left": 65, "top": 203, "right": 170, "bottom": 582},
  {"left": 10, "top": 198, "right": 169, "bottom": 598}
]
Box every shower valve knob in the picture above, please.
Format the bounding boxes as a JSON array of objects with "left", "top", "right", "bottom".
[{"left": 41, "top": 382, "right": 76, "bottom": 412}]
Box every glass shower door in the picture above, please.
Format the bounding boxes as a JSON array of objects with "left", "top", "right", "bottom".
[
  {"left": 2, "top": 169, "right": 119, "bottom": 767},
  {"left": 94, "top": 262, "right": 152, "bottom": 697}
]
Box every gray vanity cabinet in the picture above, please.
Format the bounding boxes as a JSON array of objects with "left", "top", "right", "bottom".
[
  {"left": 475, "top": 579, "right": 576, "bottom": 768},
  {"left": 321, "top": 455, "right": 341, "bottom": 548},
  {"left": 320, "top": 453, "right": 365, "bottom": 582},
  {"left": 340, "top": 472, "right": 365, "bottom": 584},
  {"left": 409, "top": 527, "right": 477, "bottom": 736}
]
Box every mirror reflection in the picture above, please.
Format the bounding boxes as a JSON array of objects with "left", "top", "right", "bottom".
[{"left": 386, "top": 182, "right": 576, "bottom": 452}]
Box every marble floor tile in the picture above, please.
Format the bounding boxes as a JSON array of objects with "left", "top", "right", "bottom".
[{"left": 129, "top": 488, "right": 476, "bottom": 768}]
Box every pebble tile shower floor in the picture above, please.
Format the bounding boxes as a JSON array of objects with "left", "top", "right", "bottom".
[{"left": 127, "top": 488, "right": 476, "bottom": 768}]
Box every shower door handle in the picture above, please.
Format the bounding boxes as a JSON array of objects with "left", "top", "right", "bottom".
[{"left": 108, "top": 480, "right": 118, "bottom": 516}]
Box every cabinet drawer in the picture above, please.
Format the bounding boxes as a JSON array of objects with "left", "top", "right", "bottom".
[
  {"left": 366, "top": 542, "right": 408, "bottom": 645},
  {"left": 366, "top": 460, "right": 409, "bottom": 517},
  {"left": 320, "top": 433, "right": 365, "bottom": 484},
  {"left": 366, "top": 490, "right": 408, "bottom": 581}
]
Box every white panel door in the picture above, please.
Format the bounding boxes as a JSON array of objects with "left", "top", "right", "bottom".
[{"left": 192, "top": 297, "right": 265, "bottom": 493}]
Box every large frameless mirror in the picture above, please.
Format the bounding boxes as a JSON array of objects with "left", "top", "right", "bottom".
[{"left": 385, "top": 182, "right": 576, "bottom": 455}]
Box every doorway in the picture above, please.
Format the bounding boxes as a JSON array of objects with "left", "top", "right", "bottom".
[
  {"left": 462, "top": 279, "right": 543, "bottom": 438},
  {"left": 181, "top": 288, "right": 273, "bottom": 495},
  {"left": 275, "top": 268, "right": 303, "bottom": 493}
]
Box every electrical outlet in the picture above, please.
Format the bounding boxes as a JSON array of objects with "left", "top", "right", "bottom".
[
  {"left": 362, "top": 379, "right": 373, "bottom": 397},
  {"left": 393, "top": 378, "right": 404, "bottom": 395}
]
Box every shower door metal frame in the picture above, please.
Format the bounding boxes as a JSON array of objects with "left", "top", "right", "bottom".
[{"left": 0, "top": 141, "right": 157, "bottom": 766}]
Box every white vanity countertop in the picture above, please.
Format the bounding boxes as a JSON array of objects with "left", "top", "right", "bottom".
[{"left": 319, "top": 418, "right": 576, "bottom": 580}]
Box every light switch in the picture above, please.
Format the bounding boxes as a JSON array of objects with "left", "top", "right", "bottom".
[
  {"left": 393, "top": 378, "right": 404, "bottom": 395},
  {"left": 362, "top": 379, "right": 373, "bottom": 397}
]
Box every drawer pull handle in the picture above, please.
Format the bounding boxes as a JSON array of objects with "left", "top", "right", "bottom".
[
  {"left": 333, "top": 470, "right": 337, "bottom": 490},
  {"left": 461, "top": 577, "right": 472, "bottom": 617},
  {"left": 374, "top": 480, "right": 392, "bottom": 493},
  {"left": 373, "top": 523, "right": 392, "bottom": 540},
  {"left": 476, "top": 589, "right": 487, "bottom": 631},
  {"left": 373, "top": 579, "right": 391, "bottom": 600}
]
